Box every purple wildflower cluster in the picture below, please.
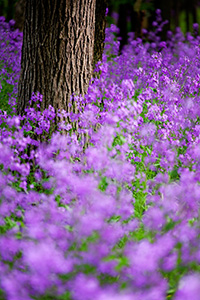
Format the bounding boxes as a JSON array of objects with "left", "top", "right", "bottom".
[{"left": 0, "top": 12, "right": 200, "bottom": 300}]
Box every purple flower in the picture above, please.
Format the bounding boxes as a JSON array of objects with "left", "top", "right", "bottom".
[
  {"left": 175, "top": 274, "right": 200, "bottom": 300},
  {"left": 143, "top": 207, "right": 165, "bottom": 231}
]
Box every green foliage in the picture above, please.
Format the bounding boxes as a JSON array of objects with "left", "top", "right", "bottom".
[
  {"left": 169, "top": 167, "right": 180, "bottom": 182},
  {"left": 98, "top": 176, "right": 108, "bottom": 191},
  {"left": 32, "top": 291, "right": 72, "bottom": 300},
  {"left": 108, "top": 0, "right": 136, "bottom": 7},
  {"left": 0, "top": 78, "right": 14, "bottom": 115}
]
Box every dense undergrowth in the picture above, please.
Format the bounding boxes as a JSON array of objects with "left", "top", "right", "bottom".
[{"left": 0, "top": 10, "right": 200, "bottom": 300}]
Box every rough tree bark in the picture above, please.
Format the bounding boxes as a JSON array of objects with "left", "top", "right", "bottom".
[
  {"left": 93, "top": 0, "right": 107, "bottom": 69},
  {"left": 17, "top": 0, "right": 107, "bottom": 131}
]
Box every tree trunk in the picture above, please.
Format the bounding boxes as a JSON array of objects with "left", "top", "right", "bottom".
[
  {"left": 93, "top": 0, "right": 107, "bottom": 69},
  {"left": 0, "top": 1, "right": 5, "bottom": 17},
  {"left": 192, "top": 0, "right": 197, "bottom": 24},
  {"left": 14, "top": 0, "right": 107, "bottom": 60},
  {"left": 154, "top": 0, "right": 171, "bottom": 39},
  {"left": 6, "top": 0, "right": 15, "bottom": 21},
  {"left": 14, "top": 0, "right": 26, "bottom": 31},
  {"left": 185, "top": 0, "right": 190, "bottom": 32},
  {"left": 118, "top": 3, "right": 128, "bottom": 53},
  {"left": 174, "top": 0, "right": 179, "bottom": 29},
  {"left": 17, "top": 0, "right": 96, "bottom": 130}
]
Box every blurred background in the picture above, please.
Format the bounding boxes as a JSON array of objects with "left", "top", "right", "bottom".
[
  {"left": 0, "top": 0, "right": 200, "bottom": 49},
  {"left": 107, "top": 0, "right": 200, "bottom": 50}
]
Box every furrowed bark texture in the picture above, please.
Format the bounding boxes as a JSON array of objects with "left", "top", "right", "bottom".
[
  {"left": 17, "top": 0, "right": 96, "bottom": 125},
  {"left": 93, "top": 0, "right": 107, "bottom": 69}
]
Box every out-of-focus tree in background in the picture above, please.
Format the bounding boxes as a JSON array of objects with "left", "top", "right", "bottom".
[
  {"left": 0, "top": 0, "right": 17, "bottom": 21},
  {"left": 0, "top": 0, "right": 24, "bottom": 30},
  {"left": 108, "top": 0, "right": 200, "bottom": 50},
  {"left": 0, "top": 0, "right": 200, "bottom": 50}
]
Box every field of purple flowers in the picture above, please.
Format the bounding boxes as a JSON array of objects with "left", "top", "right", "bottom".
[{"left": 0, "top": 9, "right": 200, "bottom": 300}]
